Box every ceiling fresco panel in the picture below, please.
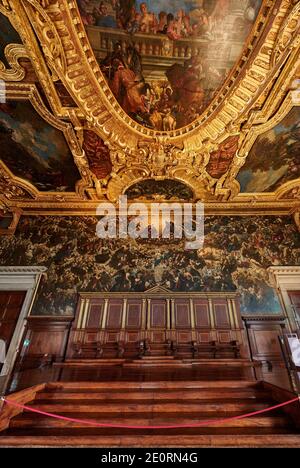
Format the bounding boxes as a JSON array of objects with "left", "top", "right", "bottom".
[
  {"left": 0, "top": 101, "right": 81, "bottom": 192},
  {"left": 237, "top": 107, "right": 300, "bottom": 193},
  {"left": 79, "top": 0, "right": 262, "bottom": 129}
]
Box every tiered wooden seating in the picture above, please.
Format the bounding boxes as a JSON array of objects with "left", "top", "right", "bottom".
[
  {"left": 73, "top": 340, "right": 127, "bottom": 359},
  {"left": 165, "top": 340, "right": 241, "bottom": 359},
  {"left": 65, "top": 288, "right": 249, "bottom": 366},
  {"left": 68, "top": 337, "right": 242, "bottom": 363},
  {"left": 0, "top": 380, "right": 299, "bottom": 447}
]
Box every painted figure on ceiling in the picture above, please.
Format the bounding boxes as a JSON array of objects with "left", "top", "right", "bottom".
[
  {"left": 77, "top": 0, "right": 94, "bottom": 25},
  {"left": 83, "top": 130, "right": 112, "bottom": 179},
  {"left": 110, "top": 59, "right": 149, "bottom": 115},
  {"left": 94, "top": 2, "right": 117, "bottom": 28},
  {"left": 139, "top": 2, "right": 158, "bottom": 33}
]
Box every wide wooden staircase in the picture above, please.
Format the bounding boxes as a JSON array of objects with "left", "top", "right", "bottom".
[{"left": 0, "top": 380, "right": 299, "bottom": 447}]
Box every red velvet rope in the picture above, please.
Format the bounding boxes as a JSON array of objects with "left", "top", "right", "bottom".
[{"left": 2, "top": 396, "right": 299, "bottom": 429}]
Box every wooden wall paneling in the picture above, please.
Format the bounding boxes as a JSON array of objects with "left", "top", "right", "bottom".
[
  {"left": 197, "top": 332, "right": 211, "bottom": 343},
  {"left": 150, "top": 300, "right": 167, "bottom": 329},
  {"left": 86, "top": 299, "right": 104, "bottom": 329},
  {"left": 176, "top": 331, "right": 192, "bottom": 343},
  {"left": 243, "top": 317, "right": 290, "bottom": 389},
  {"left": 126, "top": 300, "right": 142, "bottom": 329},
  {"left": 213, "top": 299, "right": 231, "bottom": 329},
  {"left": 174, "top": 299, "right": 191, "bottom": 328},
  {"left": 16, "top": 316, "right": 73, "bottom": 370},
  {"left": 0, "top": 291, "right": 26, "bottom": 348},
  {"left": 150, "top": 331, "right": 166, "bottom": 343},
  {"left": 248, "top": 326, "right": 283, "bottom": 358},
  {"left": 106, "top": 299, "right": 123, "bottom": 329},
  {"left": 193, "top": 299, "right": 210, "bottom": 328},
  {"left": 106, "top": 331, "right": 120, "bottom": 343},
  {"left": 217, "top": 331, "right": 232, "bottom": 343},
  {"left": 125, "top": 331, "right": 141, "bottom": 342}
]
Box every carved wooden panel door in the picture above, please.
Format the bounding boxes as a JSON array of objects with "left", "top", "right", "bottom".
[{"left": 0, "top": 291, "right": 26, "bottom": 352}]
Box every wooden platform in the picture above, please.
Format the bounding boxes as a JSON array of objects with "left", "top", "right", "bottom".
[{"left": 0, "top": 379, "right": 299, "bottom": 447}]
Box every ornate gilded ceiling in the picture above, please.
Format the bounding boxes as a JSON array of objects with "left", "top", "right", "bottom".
[{"left": 0, "top": 0, "right": 299, "bottom": 224}]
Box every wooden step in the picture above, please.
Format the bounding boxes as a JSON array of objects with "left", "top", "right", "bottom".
[
  {"left": 140, "top": 356, "right": 176, "bottom": 360},
  {"left": 35, "top": 390, "right": 271, "bottom": 401},
  {"left": 124, "top": 362, "right": 186, "bottom": 367},
  {"left": 38, "top": 391, "right": 269, "bottom": 401},
  {"left": 24, "top": 401, "right": 274, "bottom": 414},
  {"left": 0, "top": 433, "right": 299, "bottom": 447},
  {"left": 9, "top": 414, "right": 290, "bottom": 430},
  {"left": 45, "top": 380, "right": 261, "bottom": 390},
  {"left": 61, "top": 359, "right": 125, "bottom": 367}
]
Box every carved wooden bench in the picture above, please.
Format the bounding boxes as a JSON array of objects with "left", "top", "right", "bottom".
[
  {"left": 173, "top": 340, "right": 241, "bottom": 359},
  {"left": 214, "top": 340, "right": 241, "bottom": 358}
]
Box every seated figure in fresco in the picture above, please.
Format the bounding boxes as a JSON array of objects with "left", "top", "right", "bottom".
[{"left": 93, "top": 1, "right": 117, "bottom": 28}]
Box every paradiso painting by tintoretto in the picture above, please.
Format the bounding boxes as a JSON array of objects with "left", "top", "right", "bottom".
[{"left": 78, "top": 0, "right": 262, "bottom": 129}]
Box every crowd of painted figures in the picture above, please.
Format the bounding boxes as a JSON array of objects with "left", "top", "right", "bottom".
[
  {"left": 78, "top": 0, "right": 260, "bottom": 41},
  {"left": 0, "top": 216, "right": 299, "bottom": 315}
]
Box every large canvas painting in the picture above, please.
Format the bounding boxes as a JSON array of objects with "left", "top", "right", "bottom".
[
  {"left": 237, "top": 107, "right": 300, "bottom": 193},
  {"left": 78, "top": 0, "right": 262, "bottom": 129},
  {"left": 0, "top": 101, "right": 81, "bottom": 192},
  {"left": 0, "top": 215, "right": 299, "bottom": 316}
]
